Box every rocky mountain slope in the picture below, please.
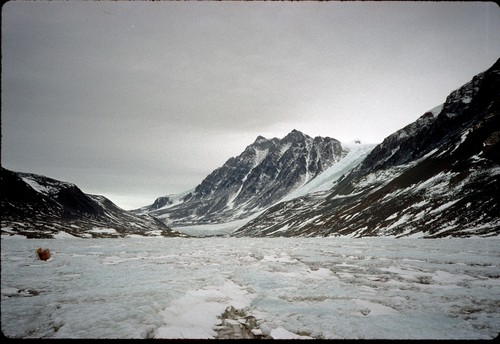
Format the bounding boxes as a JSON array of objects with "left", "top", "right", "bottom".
[
  {"left": 0, "top": 168, "right": 187, "bottom": 238},
  {"left": 232, "top": 58, "right": 500, "bottom": 238},
  {"left": 136, "top": 130, "right": 348, "bottom": 227}
]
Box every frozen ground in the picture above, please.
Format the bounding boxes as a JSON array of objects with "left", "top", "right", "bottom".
[{"left": 1, "top": 236, "right": 499, "bottom": 339}]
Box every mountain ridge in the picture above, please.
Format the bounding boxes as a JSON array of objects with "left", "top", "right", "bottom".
[
  {"left": 2, "top": 59, "right": 498, "bottom": 239},
  {"left": 136, "top": 129, "right": 349, "bottom": 228},
  {"left": 0, "top": 167, "right": 188, "bottom": 238},
  {"left": 232, "top": 58, "right": 500, "bottom": 238}
]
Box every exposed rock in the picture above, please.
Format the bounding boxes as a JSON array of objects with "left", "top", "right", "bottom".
[
  {"left": 36, "top": 247, "right": 51, "bottom": 261},
  {"left": 213, "top": 306, "right": 266, "bottom": 339}
]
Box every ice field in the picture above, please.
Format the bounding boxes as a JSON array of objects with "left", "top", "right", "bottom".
[{"left": 1, "top": 236, "right": 499, "bottom": 339}]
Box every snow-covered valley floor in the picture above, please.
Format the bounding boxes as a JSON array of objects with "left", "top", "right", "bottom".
[{"left": 1, "top": 236, "right": 499, "bottom": 339}]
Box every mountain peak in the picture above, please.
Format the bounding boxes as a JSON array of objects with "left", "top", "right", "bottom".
[
  {"left": 254, "top": 135, "right": 267, "bottom": 143},
  {"left": 283, "top": 129, "right": 308, "bottom": 142},
  {"left": 145, "top": 130, "right": 344, "bottom": 226}
]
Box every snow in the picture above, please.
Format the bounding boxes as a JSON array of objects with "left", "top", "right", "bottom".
[
  {"left": 227, "top": 147, "right": 270, "bottom": 210},
  {"left": 155, "top": 280, "right": 252, "bottom": 338},
  {"left": 429, "top": 199, "right": 461, "bottom": 214},
  {"left": 353, "top": 299, "right": 399, "bottom": 316},
  {"left": 2, "top": 236, "right": 499, "bottom": 339},
  {"left": 385, "top": 213, "right": 398, "bottom": 221},
  {"left": 53, "top": 231, "right": 80, "bottom": 239},
  {"left": 270, "top": 327, "right": 313, "bottom": 339},
  {"left": 145, "top": 189, "right": 195, "bottom": 214},
  {"left": 279, "top": 142, "right": 293, "bottom": 157},
  {"left": 357, "top": 167, "right": 404, "bottom": 190},
  {"left": 386, "top": 214, "right": 411, "bottom": 231},
  {"left": 89, "top": 227, "right": 118, "bottom": 234},
  {"left": 172, "top": 214, "right": 263, "bottom": 237},
  {"left": 283, "top": 142, "right": 375, "bottom": 201},
  {"left": 429, "top": 103, "right": 444, "bottom": 117},
  {"left": 267, "top": 224, "right": 291, "bottom": 236},
  {"left": 20, "top": 177, "right": 62, "bottom": 195},
  {"left": 413, "top": 171, "right": 455, "bottom": 194},
  {"left": 253, "top": 146, "right": 270, "bottom": 166}
]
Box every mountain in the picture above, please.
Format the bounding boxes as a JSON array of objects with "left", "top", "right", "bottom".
[
  {"left": 0, "top": 168, "right": 188, "bottom": 238},
  {"left": 232, "top": 58, "right": 500, "bottom": 238},
  {"left": 136, "top": 130, "right": 352, "bottom": 228},
  {"left": 4, "top": 58, "right": 498, "bottom": 239}
]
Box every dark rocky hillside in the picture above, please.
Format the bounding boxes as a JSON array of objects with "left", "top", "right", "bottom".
[
  {"left": 0, "top": 168, "right": 188, "bottom": 238},
  {"left": 232, "top": 59, "right": 500, "bottom": 238}
]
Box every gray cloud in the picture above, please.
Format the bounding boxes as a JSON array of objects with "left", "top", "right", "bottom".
[{"left": 2, "top": 1, "right": 499, "bottom": 209}]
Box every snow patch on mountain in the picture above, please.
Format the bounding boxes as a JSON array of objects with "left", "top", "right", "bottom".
[
  {"left": 20, "top": 174, "right": 74, "bottom": 196},
  {"left": 282, "top": 142, "right": 375, "bottom": 201}
]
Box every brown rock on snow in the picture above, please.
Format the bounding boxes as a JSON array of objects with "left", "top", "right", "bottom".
[{"left": 36, "top": 247, "right": 51, "bottom": 261}]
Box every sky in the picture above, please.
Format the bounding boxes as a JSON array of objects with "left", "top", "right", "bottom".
[
  {"left": 2, "top": 236, "right": 499, "bottom": 339},
  {"left": 2, "top": 1, "right": 500, "bottom": 210}
]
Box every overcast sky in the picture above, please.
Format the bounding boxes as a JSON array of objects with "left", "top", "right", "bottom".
[{"left": 2, "top": 1, "right": 500, "bottom": 210}]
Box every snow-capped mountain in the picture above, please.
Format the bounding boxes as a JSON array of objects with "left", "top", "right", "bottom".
[
  {"left": 232, "top": 58, "right": 500, "bottom": 238},
  {"left": 137, "top": 130, "right": 351, "bottom": 227},
  {"left": 0, "top": 168, "right": 188, "bottom": 238}
]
